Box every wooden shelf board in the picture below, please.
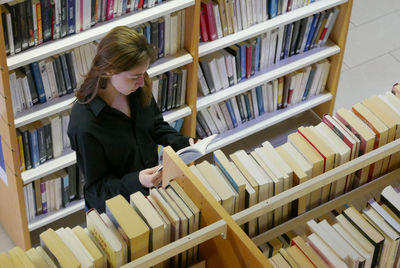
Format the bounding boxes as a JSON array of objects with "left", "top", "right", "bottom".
[
  {"left": 7, "top": 0, "right": 195, "bottom": 70},
  {"left": 198, "top": 0, "right": 347, "bottom": 57},
  {"left": 197, "top": 42, "right": 339, "bottom": 110}
]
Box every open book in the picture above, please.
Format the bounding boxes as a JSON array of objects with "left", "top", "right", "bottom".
[{"left": 157, "top": 134, "right": 217, "bottom": 174}]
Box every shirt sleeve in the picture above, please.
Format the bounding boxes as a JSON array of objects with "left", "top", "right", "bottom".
[
  {"left": 72, "top": 131, "right": 148, "bottom": 213},
  {"left": 151, "top": 99, "right": 191, "bottom": 151}
]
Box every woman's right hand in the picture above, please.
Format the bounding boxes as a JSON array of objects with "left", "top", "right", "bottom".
[{"left": 139, "top": 165, "right": 162, "bottom": 188}]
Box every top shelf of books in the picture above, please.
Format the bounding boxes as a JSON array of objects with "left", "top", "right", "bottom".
[
  {"left": 6, "top": 0, "right": 195, "bottom": 71},
  {"left": 198, "top": 0, "right": 347, "bottom": 57}
]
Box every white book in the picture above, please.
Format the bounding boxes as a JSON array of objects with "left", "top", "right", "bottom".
[
  {"left": 180, "top": 10, "right": 185, "bottom": 50},
  {"left": 163, "top": 14, "right": 171, "bottom": 57},
  {"left": 189, "top": 165, "right": 222, "bottom": 203},
  {"left": 234, "top": 0, "right": 243, "bottom": 31},
  {"left": 239, "top": 0, "right": 248, "bottom": 29},
  {"left": 38, "top": 61, "right": 52, "bottom": 101},
  {"left": 318, "top": 60, "right": 331, "bottom": 94},
  {"left": 251, "top": 88, "right": 259, "bottom": 117},
  {"left": 259, "top": 33, "right": 267, "bottom": 69},
  {"left": 309, "top": 62, "right": 325, "bottom": 97},
  {"left": 266, "top": 81, "right": 274, "bottom": 112},
  {"left": 231, "top": 55, "right": 238, "bottom": 84},
  {"left": 208, "top": 105, "right": 226, "bottom": 133},
  {"left": 215, "top": 53, "right": 230, "bottom": 89},
  {"left": 56, "top": 227, "right": 94, "bottom": 268},
  {"left": 50, "top": 115, "right": 63, "bottom": 158},
  {"left": 268, "top": 29, "right": 277, "bottom": 66},
  {"left": 207, "top": 57, "right": 223, "bottom": 91},
  {"left": 230, "top": 97, "right": 242, "bottom": 125},
  {"left": 170, "top": 13, "right": 178, "bottom": 55},
  {"left": 281, "top": 0, "right": 288, "bottom": 14},
  {"left": 298, "top": 66, "right": 312, "bottom": 101},
  {"left": 246, "top": 0, "right": 253, "bottom": 26},
  {"left": 73, "top": 47, "right": 85, "bottom": 83},
  {"left": 272, "top": 79, "right": 278, "bottom": 111},
  {"left": 231, "top": 0, "right": 239, "bottom": 33},
  {"left": 61, "top": 112, "right": 70, "bottom": 149},
  {"left": 16, "top": 77, "right": 26, "bottom": 111},
  {"left": 219, "top": 102, "right": 234, "bottom": 130},
  {"left": 213, "top": 3, "right": 223, "bottom": 39},
  {"left": 55, "top": 177, "right": 62, "bottom": 210},
  {"left": 26, "top": 184, "right": 34, "bottom": 221},
  {"left": 215, "top": 102, "right": 230, "bottom": 130},
  {"left": 261, "top": 0, "right": 267, "bottom": 21},
  {"left": 21, "top": 76, "right": 33, "bottom": 109},
  {"left": 70, "top": 50, "right": 82, "bottom": 87},
  {"left": 275, "top": 26, "right": 284, "bottom": 63},
  {"left": 263, "top": 31, "right": 271, "bottom": 67},
  {"left": 199, "top": 109, "right": 219, "bottom": 134},
  {"left": 45, "top": 61, "right": 59, "bottom": 98},
  {"left": 221, "top": 51, "right": 234, "bottom": 85},
  {"left": 23, "top": 186, "right": 30, "bottom": 222},
  {"left": 9, "top": 72, "right": 18, "bottom": 115},
  {"left": 75, "top": 0, "right": 81, "bottom": 33},
  {"left": 54, "top": 0, "right": 61, "bottom": 39},
  {"left": 261, "top": 83, "right": 268, "bottom": 113},
  {"left": 84, "top": 0, "right": 92, "bottom": 30},
  {"left": 307, "top": 233, "right": 348, "bottom": 268}
]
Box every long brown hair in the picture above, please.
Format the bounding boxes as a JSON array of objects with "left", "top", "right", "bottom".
[{"left": 75, "top": 26, "right": 157, "bottom": 106}]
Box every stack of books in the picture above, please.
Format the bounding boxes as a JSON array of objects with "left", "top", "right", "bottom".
[{"left": 261, "top": 185, "right": 400, "bottom": 268}]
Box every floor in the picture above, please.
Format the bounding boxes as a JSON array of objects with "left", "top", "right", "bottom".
[{"left": 2, "top": 0, "right": 400, "bottom": 253}]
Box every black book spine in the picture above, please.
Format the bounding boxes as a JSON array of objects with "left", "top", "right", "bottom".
[
  {"left": 175, "top": 70, "right": 183, "bottom": 107},
  {"left": 150, "top": 19, "right": 159, "bottom": 58},
  {"left": 40, "top": 0, "right": 52, "bottom": 42},
  {"left": 171, "top": 71, "right": 178, "bottom": 108},
  {"left": 61, "top": 176, "right": 70, "bottom": 207},
  {"left": 18, "top": 2, "right": 29, "bottom": 50},
  {"left": 8, "top": 3, "right": 22, "bottom": 53},
  {"left": 60, "top": 54, "right": 73, "bottom": 93},
  {"left": 91, "top": 0, "right": 96, "bottom": 26},
  {"left": 53, "top": 56, "right": 67, "bottom": 96},
  {"left": 160, "top": 74, "right": 168, "bottom": 112},
  {"left": 23, "top": 65, "right": 40, "bottom": 105},
  {"left": 65, "top": 52, "right": 77, "bottom": 90},
  {"left": 67, "top": 165, "right": 77, "bottom": 200},
  {"left": 157, "top": 18, "right": 164, "bottom": 58},
  {"left": 1, "top": 11, "right": 9, "bottom": 55},
  {"left": 166, "top": 71, "right": 174, "bottom": 110},
  {"left": 37, "top": 126, "right": 47, "bottom": 164},
  {"left": 60, "top": 0, "right": 68, "bottom": 37},
  {"left": 44, "top": 123, "right": 53, "bottom": 160},
  {"left": 21, "top": 130, "right": 32, "bottom": 170},
  {"left": 25, "top": 0, "right": 35, "bottom": 47}
]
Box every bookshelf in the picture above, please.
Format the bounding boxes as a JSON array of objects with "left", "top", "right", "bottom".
[{"left": 0, "top": 0, "right": 352, "bottom": 252}]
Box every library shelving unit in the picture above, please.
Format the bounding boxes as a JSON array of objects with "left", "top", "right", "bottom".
[
  {"left": 114, "top": 138, "right": 400, "bottom": 267},
  {"left": 0, "top": 0, "right": 199, "bottom": 249},
  {"left": 0, "top": 0, "right": 352, "bottom": 251}
]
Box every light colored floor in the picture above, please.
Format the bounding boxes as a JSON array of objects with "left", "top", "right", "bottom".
[{"left": 2, "top": 0, "right": 400, "bottom": 253}]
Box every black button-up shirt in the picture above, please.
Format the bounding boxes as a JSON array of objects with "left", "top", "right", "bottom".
[{"left": 67, "top": 90, "right": 190, "bottom": 213}]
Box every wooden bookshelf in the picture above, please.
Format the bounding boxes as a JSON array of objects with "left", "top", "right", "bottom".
[{"left": 0, "top": 0, "right": 353, "bottom": 252}]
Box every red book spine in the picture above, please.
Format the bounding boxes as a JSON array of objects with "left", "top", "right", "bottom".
[
  {"left": 201, "top": 1, "right": 217, "bottom": 41},
  {"left": 106, "top": 0, "right": 114, "bottom": 20},
  {"left": 287, "top": 88, "right": 294, "bottom": 104},
  {"left": 199, "top": 7, "right": 209, "bottom": 42},
  {"left": 138, "top": 0, "right": 144, "bottom": 9},
  {"left": 246, "top": 45, "right": 252, "bottom": 78}
]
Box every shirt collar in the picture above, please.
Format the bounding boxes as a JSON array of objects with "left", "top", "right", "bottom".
[{"left": 88, "top": 96, "right": 107, "bottom": 117}]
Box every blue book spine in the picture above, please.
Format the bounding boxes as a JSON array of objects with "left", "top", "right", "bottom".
[
  {"left": 214, "top": 156, "right": 239, "bottom": 191},
  {"left": 174, "top": 118, "right": 184, "bottom": 132},
  {"left": 284, "top": 24, "right": 292, "bottom": 59},
  {"left": 255, "top": 36, "right": 261, "bottom": 72},
  {"left": 145, "top": 24, "right": 151, "bottom": 43},
  {"left": 236, "top": 44, "right": 246, "bottom": 80},
  {"left": 268, "top": 0, "right": 278, "bottom": 18},
  {"left": 29, "top": 62, "right": 46, "bottom": 103},
  {"left": 67, "top": 0, "right": 75, "bottom": 35},
  {"left": 255, "top": 86, "right": 264, "bottom": 115},
  {"left": 302, "top": 68, "right": 316, "bottom": 100},
  {"left": 305, "top": 14, "right": 320, "bottom": 52},
  {"left": 28, "top": 129, "right": 40, "bottom": 168},
  {"left": 243, "top": 94, "right": 252, "bottom": 121},
  {"left": 225, "top": 99, "right": 238, "bottom": 128},
  {"left": 122, "top": 0, "right": 128, "bottom": 14}
]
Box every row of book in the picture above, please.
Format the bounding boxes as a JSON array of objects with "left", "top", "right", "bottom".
[
  {"left": 198, "top": 8, "right": 337, "bottom": 96},
  {"left": 199, "top": 0, "right": 323, "bottom": 42},
  {"left": 23, "top": 164, "right": 84, "bottom": 222},
  {"left": 133, "top": 10, "right": 185, "bottom": 59},
  {"left": 1, "top": 0, "right": 168, "bottom": 56},
  {"left": 264, "top": 185, "right": 400, "bottom": 268},
  {"left": 192, "top": 90, "right": 400, "bottom": 237},
  {"left": 1, "top": 181, "right": 203, "bottom": 268},
  {"left": 196, "top": 60, "right": 331, "bottom": 138},
  {"left": 151, "top": 67, "right": 187, "bottom": 112},
  {"left": 8, "top": 42, "right": 95, "bottom": 116},
  {"left": 17, "top": 111, "right": 70, "bottom": 171}
]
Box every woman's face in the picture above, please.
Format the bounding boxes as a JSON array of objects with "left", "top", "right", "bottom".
[{"left": 109, "top": 60, "right": 150, "bottom": 95}]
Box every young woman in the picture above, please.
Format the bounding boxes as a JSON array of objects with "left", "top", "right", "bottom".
[{"left": 68, "top": 26, "right": 194, "bottom": 213}]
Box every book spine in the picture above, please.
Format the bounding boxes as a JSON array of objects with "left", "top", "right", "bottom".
[
  {"left": 37, "top": 126, "right": 47, "bottom": 164},
  {"left": 67, "top": 0, "right": 75, "bottom": 35},
  {"left": 40, "top": 181, "right": 47, "bottom": 214},
  {"left": 60, "top": 54, "right": 73, "bottom": 93},
  {"left": 158, "top": 18, "right": 164, "bottom": 58},
  {"left": 29, "top": 62, "right": 47, "bottom": 103},
  {"left": 28, "top": 128, "right": 40, "bottom": 168},
  {"left": 245, "top": 44, "right": 251, "bottom": 78},
  {"left": 225, "top": 99, "right": 238, "bottom": 127},
  {"left": 202, "top": 2, "right": 217, "bottom": 41}
]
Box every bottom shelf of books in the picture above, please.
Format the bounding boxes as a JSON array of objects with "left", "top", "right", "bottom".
[{"left": 3, "top": 90, "right": 400, "bottom": 267}]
